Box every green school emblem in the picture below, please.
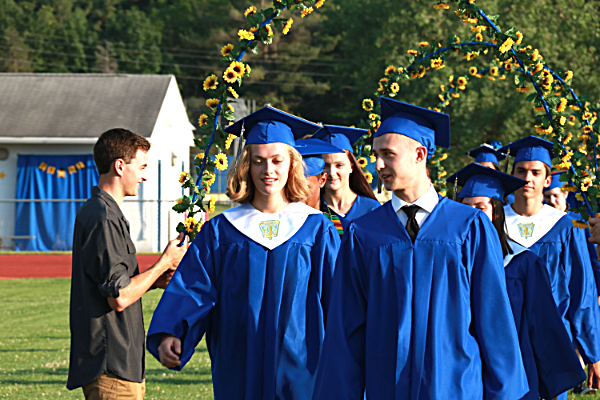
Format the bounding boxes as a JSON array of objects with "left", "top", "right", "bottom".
[
  {"left": 518, "top": 222, "right": 535, "bottom": 238},
  {"left": 259, "top": 220, "right": 280, "bottom": 240}
]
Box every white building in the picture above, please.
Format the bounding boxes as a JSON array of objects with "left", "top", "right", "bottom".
[{"left": 0, "top": 73, "right": 195, "bottom": 252}]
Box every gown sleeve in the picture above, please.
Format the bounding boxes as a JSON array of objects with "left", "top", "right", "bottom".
[
  {"left": 566, "top": 225, "right": 600, "bottom": 364},
  {"left": 312, "top": 224, "right": 368, "bottom": 400},
  {"left": 469, "top": 213, "right": 529, "bottom": 400},
  {"left": 520, "top": 253, "right": 586, "bottom": 398},
  {"left": 583, "top": 227, "right": 600, "bottom": 294},
  {"left": 146, "top": 221, "right": 220, "bottom": 370}
]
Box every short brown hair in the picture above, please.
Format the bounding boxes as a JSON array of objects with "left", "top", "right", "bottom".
[
  {"left": 227, "top": 144, "right": 309, "bottom": 203},
  {"left": 94, "top": 128, "right": 151, "bottom": 174},
  {"left": 511, "top": 161, "right": 551, "bottom": 178}
]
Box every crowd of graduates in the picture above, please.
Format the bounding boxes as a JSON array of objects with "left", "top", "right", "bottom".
[{"left": 146, "top": 97, "right": 600, "bottom": 400}]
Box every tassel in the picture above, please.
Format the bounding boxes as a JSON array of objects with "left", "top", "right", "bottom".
[
  {"left": 452, "top": 177, "right": 458, "bottom": 201},
  {"left": 503, "top": 148, "right": 511, "bottom": 174},
  {"left": 377, "top": 174, "right": 382, "bottom": 194}
]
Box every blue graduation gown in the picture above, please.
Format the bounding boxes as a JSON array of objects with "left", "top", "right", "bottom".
[
  {"left": 566, "top": 211, "right": 600, "bottom": 294},
  {"left": 504, "top": 249, "right": 585, "bottom": 399},
  {"left": 312, "top": 198, "right": 528, "bottom": 400},
  {"left": 336, "top": 194, "right": 381, "bottom": 233},
  {"left": 147, "top": 213, "right": 340, "bottom": 400},
  {"left": 524, "top": 215, "right": 600, "bottom": 364}
]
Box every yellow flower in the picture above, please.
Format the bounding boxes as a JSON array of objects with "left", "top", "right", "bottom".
[
  {"left": 283, "top": 18, "right": 293, "bottom": 35},
  {"left": 557, "top": 98, "right": 568, "bottom": 113},
  {"left": 463, "top": 52, "right": 477, "bottom": 61},
  {"left": 225, "top": 133, "right": 236, "bottom": 150},
  {"left": 418, "top": 66, "right": 425, "bottom": 78},
  {"left": 221, "top": 44, "right": 234, "bottom": 57},
  {"left": 469, "top": 66, "right": 478, "bottom": 76},
  {"left": 439, "top": 94, "right": 445, "bottom": 102},
  {"left": 457, "top": 76, "right": 467, "bottom": 87},
  {"left": 505, "top": 63, "right": 513, "bottom": 72},
  {"left": 583, "top": 125, "right": 593, "bottom": 134},
  {"left": 565, "top": 71, "right": 573, "bottom": 81},
  {"left": 223, "top": 69, "right": 238, "bottom": 83},
  {"left": 184, "top": 217, "right": 199, "bottom": 234},
  {"left": 440, "top": 84, "right": 446, "bottom": 92},
  {"left": 179, "top": 171, "right": 189, "bottom": 184},
  {"left": 559, "top": 116, "right": 567, "bottom": 126},
  {"left": 228, "top": 104, "right": 235, "bottom": 113},
  {"left": 449, "top": 75, "right": 454, "bottom": 83},
  {"left": 215, "top": 153, "right": 228, "bottom": 171},
  {"left": 475, "top": 33, "right": 483, "bottom": 42},
  {"left": 205, "top": 185, "right": 211, "bottom": 194},
  {"left": 265, "top": 25, "right": 273, "bottom": 36},
  {"left": 433, "top": 3, "right": 450, "bottom": 9},
  {"left": 556, "top": 161, "right": 572, "bottom": 170},
  {"left": 206, "top": 98, "right": 220, "bottom": 109},
  {"left": 563, "top": 132, "right": 573, "bottom": 144},
  {"left": 196, "top": 152, "right": 205, "bottom": 161},
  {"left": 512, "top": 31, "right": 523, "bottom": 45},
  {"left": 407, "top": 50, "right": 418, "bottom": 56},
  {"left": 228, "top": 61, "right": 246, "bottom": 77},
  {"left": 301, "top": 7, "right": 313, "bottom": 18},
  {"left": 208, "top": 196, "right": 216, "bottom": 214},
  {"left": 357, "top": 157, "right": 368, "bottom": 168},
  {"left": 315, "top": 0, "right": 325, "bottom": 8},
  {"left": 440, "top": 153, "right": 448, "bottom": 161},
  {"left": 370, "top": 154, "right": 376, "bottom": 163},
  {"left": 571, "top": 105, "right": 581, "bottom": 111},
  {"left": 228, "top": 86, "right": 239, "bottom": 99},
  {"left": 531, "top": 48, "right": 540, "bottom": 61},
  {"left": 238, "top": 29, "right": 255, "bottom": 41},
  {"left": 581, "top": 177, "right": 593, "bottom": 192},
  {"left": 385, "top": 65, "right": 396, "bottom": 75},
  {"left": 369, "top": 113, "right": 377, "bottom": 121},
  {"left": 490, "top": 66, "right": 499, "bottom": 76},
  {"left": 198, "top": 114, "right": 209, "bottom": 126},
  {"left": 575, "top": 193, "right": 584, "bottom": 202},
  {"left": 380, "top": 77, "right": 389, "bottom": 85},
  {"left": 398, "top": 67, "right": 404, "bottom": 73},
  {"left": 573, "top": 220, "right": 590, "bottom": 229},
  {"left": 533, "top": 62, "right": 543, "bottom": 73},
  {"left": 431, "top": 58, "right": 443, "bottom": 69},
  {"left": 244, "top": 6, "right": 257, "bottom": 17},
  {"left": 568, "top": 115, "right": 576, "bottom": 125},
  {"left": 203, "top": 171, "right": 215, "bottom": 187},
  {"left": 419, "top": 42, "right": 429, "bottom": 47},
  {"left": 362, "top": 99, "right": 374, "bottom": 111},
  {"left": 203, "top": 74, "right": 218, "bottom": 91},
  {"left": 390, "top": 82, "right": 400, "bottom": 93},
  {"left": 471, "top": 25, "right": 487, "bottom": 33},
  {"left": 364, "top": 172, "right": 373, "bottom": 184},
  {"left": 535, "top": 125, "right": 553, "bottom": 135},
  {"left": 452, "top": 92, "right": 460, "bottom": 98},
  {"left": 583, "top": 111, "right": 592, "bottom": 120},
  {"left": 499, "top": 37, "right": 514, "bottom": 54}
]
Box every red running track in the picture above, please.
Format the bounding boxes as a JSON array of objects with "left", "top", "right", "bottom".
[{"left": 0, "top": 254, "right": 161, "bottom": 279}]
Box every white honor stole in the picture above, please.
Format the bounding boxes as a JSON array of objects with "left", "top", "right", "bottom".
[
  {"left": 222, "top": 202, "right": 321, "bottom": 250},
  {"left": 504, "top": 204, "right": 565, "bottom": 248}
]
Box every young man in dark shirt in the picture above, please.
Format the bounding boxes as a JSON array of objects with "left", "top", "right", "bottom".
[{"left": 67, "top": 128, "right": 187, "bottom": 399}]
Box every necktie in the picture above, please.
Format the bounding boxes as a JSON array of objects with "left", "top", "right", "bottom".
[{"left": 402, "top": 205, "right": 421, "bottom": 243}]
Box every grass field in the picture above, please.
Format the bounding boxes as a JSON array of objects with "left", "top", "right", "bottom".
[
  {"left": 0, "top": 278, "right": 598, "bottom": 400},
  {"left": 0, "top": 279, "right": 213, "bottom": 400}
]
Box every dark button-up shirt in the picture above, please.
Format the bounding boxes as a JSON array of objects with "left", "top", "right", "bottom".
[{"left": 67, "top": 187, "right": 145, "bottom": 390}]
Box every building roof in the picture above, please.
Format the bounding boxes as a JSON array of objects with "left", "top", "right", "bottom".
[{"left": 0, "top": 73, "right": 174, "bottom": 138}]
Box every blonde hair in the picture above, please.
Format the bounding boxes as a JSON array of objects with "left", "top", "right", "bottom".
[{"left": 227, "top": 144, "right": 310, "bottom": 203}]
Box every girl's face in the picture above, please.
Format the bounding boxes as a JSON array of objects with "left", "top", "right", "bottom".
[
  {"left": 462, "top": 196, "right": 494, "bottom": 221},
  {"left": 323, "top": 152, "right": 352, "bottom": 192},
  {"left": 249, "top": 143, "right": 291, "bottom": 199}
]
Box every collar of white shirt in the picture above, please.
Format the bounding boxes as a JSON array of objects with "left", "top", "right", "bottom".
[{"left": 391, "top": 184, "right": 439, "bottom": 228}]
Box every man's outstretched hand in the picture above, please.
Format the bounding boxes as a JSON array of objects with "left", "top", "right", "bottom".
[{"left": 158, "top": 336, "right": 182, "bottom": 369}]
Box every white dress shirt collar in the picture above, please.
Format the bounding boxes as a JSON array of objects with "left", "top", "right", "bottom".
[{"left": 392, "top": 184, "right": 439, "bottom": 228}]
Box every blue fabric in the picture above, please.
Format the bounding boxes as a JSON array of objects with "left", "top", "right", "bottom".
[
  {"left": 15, "top": 154, "right": 99, "bottom": 251},
  {"left": 523, "top": 214, "right": 600, "bottom": 364},
  {"left": 499, "top": 136, "right": 554, "bottom": 168},
  {"left": 376, "top": 97, "right": 451, "bottom": 160},
  {"left": 312, "top": 126, "right": 367, "bottom": 153},
  {"left": 448, "top": 163, "right": 525, "bottom": 202},
  {"left": 147, "top": 213, "right": 340, "bottom": 400},
  {"left": 460, "top": 175, "right": 506, "bottom": 201},
  {"left": 295, "top": 138, "right": 343, "bottom": 177},
  {"left": 327, "top": 195, "right": 381, "bottom": 233},
  {"left": 545, "top": 171, "right": 568, "bottom": 192},
  {"left": 303, "top": 157, "right": 325, "bottom": 177},
  {"left": 313, "top": 199, "right": 529, "bottom": 400},
  {"left": 567, "top": 211, "right": 600, "bottom": 296},
  {"left": 504, "top": 250, "right": 586, "bottom": 399},
  {"left": 466, "top": 144, "right": 506, "bottom": 164}
]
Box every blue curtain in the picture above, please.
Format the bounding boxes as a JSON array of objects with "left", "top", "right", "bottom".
[{"left": 15, "top": 154, "right": 99, "bottom": 251}]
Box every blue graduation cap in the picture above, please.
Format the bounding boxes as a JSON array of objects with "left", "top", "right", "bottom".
[
  {"left": 295, "top": 138, "right": 344, "bottom": 177},
  {"left": 375, "top": 97, "right": 451, "bottom": 159},
  {"left": 224, "top": 105, "right": 321, "bottom": 146},
  {"left": 446, "top": 163, "right": 526, "bottom": 202},
  {"left": 466, "top": 143, "right": 506, "bottom": 165},
  {"left": 311, "top": 125, "right": 367, "bottom": 153},
  {"left": 498, "top": 135, "right": 554, "bottom": 167},
  {"left": 544, "top": 170, "right": 567, "bottom": 192}
]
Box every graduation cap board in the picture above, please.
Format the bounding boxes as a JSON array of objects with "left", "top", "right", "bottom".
[
  {"left": 544, "top": 170, "right": 568, "bottom": 192},
  {"left": 466, "top": 143, "right": 506, "bottom": 165},
  {"left": 498, "top": 135, "right": 554, "bottom": 168},
  {"left": 446, "top": 163, "right": 526, "bottom": 202},
  {"left": 375, "top": 97, "right": 451, "bottom": 160},
  {"left": 224, "top": 105, "right": 321, "bottom": 146},
  {"left": 311, "top": 125, "right": 368, "bottom": 153},
  {"left": 295, "top": 138, "right": 344, "bottom": 177}
]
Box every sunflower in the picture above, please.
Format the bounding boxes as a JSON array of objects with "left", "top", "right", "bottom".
[
  {"left": 206, "top": 98, "right": 219, "bottom": 109},
  {"left": 179, "top": 171, "right": 189, "bottom": 184},
  {"left": 265, "top": 25, "right": 273, "bottom": 36},
  {"left": 452, "top": 92, "right": 460, "bottom": 98},
  {"left": 433, "top": 3, "right": 450, "bottom": 9},
  {"left": 430, "top": 58, "right": 443, "bottom": 69},
  {"left": 562, "top": 132, "right": 573, "bottom": 143},
  {"left": 573, "top": 220, "right": 590, "bottom": 229},
  {"left": 244, "top": 6, "right": 257, "bottom": 16},
  {"left": 228, "top": 61, "right": 246, "bottom": 77},
  {"left": 283, "top": 18, "right": 293, "bottom": 35},
  {"left": 535, "top": 125, "right": 553, "bottom": 135},
  {"left": 531, "top": 49, "right": 540, "bottom": 61},
  {"left": 315, "top": 0, "right": 325, "bottom": 7},
  {"left": 225, "top": 133, "right": 236, "bottom": 150},
  {"left": 457, "top": 77, "right": 467, "bottom": 87},
  {"left": 583, "top": 125, "right": 593, "bottom": 134},
  {"left": 475, "top": 33, "right": 483, "bottom": 42},
  {"left": 533, "top": 63, "right": 543, "bottom": 73},
  {"left": 407, "top": 50, "right": 418, "bottom": 56},
  {"left": 471, "top": 25, "right": 487, "bottom": 33},
  {"left": 385, "top": 65, "right": 396, "bottom": 75},
  {"left": 515, "top": 31, "right": 523, "bottom": 45},
  {"left": 559, "top": 116, "right": 567, "bottom": 126},
  {"left": 184, "top": 217, "right": 202, "bottom": 234},
  {"left": 224, "top": 69, "right": 238, "bottom": 83},
  {"left": 195, "top": 152, "right": 205, "bottom": 162},
  {"left": 487, "top": 76, "right": 496, "bottom": 81},
  {"left": 364, "top": 172, "right": 373, "bottom": 184},
  {"left": 245, "top": 64, "right": 251, "bottom": 76},
  {"left": 469, "top": 66, "right": 478, "bottom": 76},
  {"left": 370, "top": 154, "right": 376, "bottom": 163},
  {"left": 368, "top": 113, "right": 377, "bottom": 121},
  {"left": 355, "top": 157, "right": 367, "bottom": 169},
  {"left": 463, "top": 52, "right": 477, "bottom": 61},
  {"left": 203, "top": 74, "right": 218, "bottom": 91},
  {"left": 203, "top": 171, "right": 215, "bottom": 187},
  {"left": 215, "top": 153, "right": 228, "bottom": 171},
  {"left": 583, "top": 111, "right": 592, "bottom": 120},
  {"left": 505, "top": 63, "right": 513, "bottom": 72},
  {"left": 565, "top": 71, "right": 573, "bottom": 81},
  {"left": 362, "top": 99, "right": 374, "bottom": 111},
  {"left": 208, "top": 196, "right": 216, "bottom": 213},
  {"left": 301, "top": 7, "right": 313, "bottom": 18},
  {"left": 390, "top": 82, "right": 400, "bottom": 93},
  {"left": 419, "top": 41, "right": 429, "bottom": 47},
  {"left": 499, "top": 38, "right": 514, "bottom": 54},
  {"left": 227, "top": 86, "right": 239, "bottom": 99},
  {"left": 198, "top": 114, "right": 209, "bottom": 126},
  {"left": 227, "top": 104, "right": 235, "bottom": 113},
  {"left": 557, "top": 98, "right": 568, "bottom": 113},
  {"left": 221, "top": 44, "right": 234, "bottom": 57},
  {"left": 238, "top": 29, "right": 255, "bottom": 41},
  {"left": 581, "top": 177, "right": 593, "bottom": 192},
  {"left": 490, "top": 66, "right": 499, "bottom": 76},
  {"left": 418, "top": 65, "right": 425, "bottom": 78}
]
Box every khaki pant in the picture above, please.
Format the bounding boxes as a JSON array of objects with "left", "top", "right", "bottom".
[{"left": 82, "top": 373, "right": 145, "bottom": 400}]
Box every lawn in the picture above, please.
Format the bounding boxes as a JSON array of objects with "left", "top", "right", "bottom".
[
  {"left": 0, "top": 278, "right": 598, "bottom": 400},
  {"left": 0, "top": 278, "right": 213, "bottom": 400}
]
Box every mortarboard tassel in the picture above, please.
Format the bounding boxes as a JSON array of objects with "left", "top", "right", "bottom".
[
  {"left": 503, "top": 148, "right": 511, "bottom": 174},
  {"left": 452, "top": 177, "right": 458, "bottom": 201}
]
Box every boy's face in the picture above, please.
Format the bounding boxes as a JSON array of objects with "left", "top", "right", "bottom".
[
  {"left": 543, "top": 187, "right": 569, "bottom": 212},
  {"left": 512, "top": 161, "right": 552, "bottom": 199}
]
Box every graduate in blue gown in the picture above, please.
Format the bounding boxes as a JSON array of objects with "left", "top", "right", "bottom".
[
  {"left": 147, "top": 106, "right": 341, "bottom": 400},
  {"left": 312, "top": 125, "right": 380, "bottom": 233},
  {"left": 448, "top": 163, "right": 586, "bottom": 400},
  {"left": 312, "top": 98, "right": 528, "bottom": 400},
  {"left": 465, "top": 141, "right": 505, "bottom": 170},
  {"left": 543, "top": 171, "right": 600, "bottom": 294},
  {"left": 499, "top": 136, "right": 600, "bottom": 395}
]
